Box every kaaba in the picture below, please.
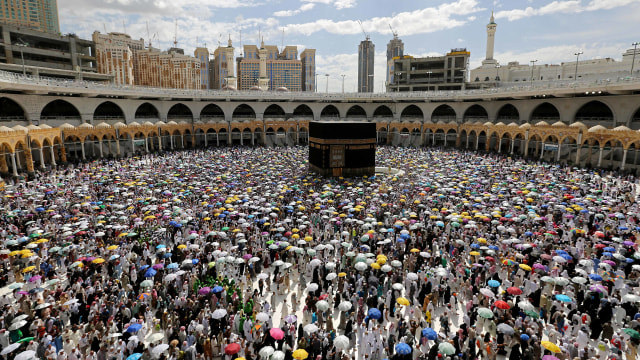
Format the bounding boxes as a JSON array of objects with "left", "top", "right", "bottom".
[{"left": 308, "top": 121, "right": 376, "bottom": 177}]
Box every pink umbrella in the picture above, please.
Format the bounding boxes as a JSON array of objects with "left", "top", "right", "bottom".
[
  {"left": 540, "top": 254, "right": 552, "bottom": 260},
  {"left": 269, "top": 328, "right": 284, "bottom": 340},
  {"left": 28, "top": 275, "right": 42, "bottom": 282},
  {"left": 532, "top": 263, "right": 546, "bottom": 270},
  {"left": 152, "top": 263, "right": 164, "bottom": 270},
  {"left": 198, "top": 287, "right": 211, "bottom": 295},
  {"left": 542, "top": 356, "right": 560, "bottom": 360}
]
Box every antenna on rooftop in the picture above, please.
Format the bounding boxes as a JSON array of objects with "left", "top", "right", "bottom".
[
  {"left": 173, "top": 19, "right": 178, "bottom": 48},
  {"left": 239, "top": 30, "right": 243, "bottom": 56},
  {"left": 281, "top": 28, "right": 285, "bottom": 52},
  {"left": 103, "top": 23, "right": 107, "bottom": 34},
  {"left": 146, "top": 21, "right": 152, "bottom": 48},
  {"left": 122, "top": 20, "right": 127, "bottom": 34}
]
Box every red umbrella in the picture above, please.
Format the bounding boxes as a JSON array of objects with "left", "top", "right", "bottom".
[
  {"left": 507, "top": 287, "right": 523, "bottom": 295},
  {"left": 318, "top": 294, "right": 329, "bottom": 300},
  {"left": 594, "top": 243, "right": 606, "bottom": 249},
  {"left": 494, "top": 300, "right": 510, "bottom": 310},
  {"left": 484, "top": 256, "right": 495, "bottom": 262},
  {"left": 270, "top": 327, "right": 285, "bottom": 340},
  {"left": 225, "top": 343, "right": 241, "bottom": 355}
]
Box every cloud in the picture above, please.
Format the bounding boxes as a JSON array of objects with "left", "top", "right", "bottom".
[
  {"left": 273, "top": 3, "right": 315, "bottom": 17},
  {"left": 301, "top": 0, "right": 356, "bottom": 9},
  {"left": 285, "top": 0, "right": 483, "bottom": 36},
  {"left": 495, "top": 0, "right": 640, "bottom": 21}
]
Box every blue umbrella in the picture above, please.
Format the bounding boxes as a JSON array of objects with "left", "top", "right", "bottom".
[
  {"left": 35, "top": 207, "right": 45, "bottom": 212},
  {"left": 520, "top": 334, "right": 530, "bottom": 341},
  {"left": 555, "top": 250, "right": 567, "bottom": 255},
  {"left": 603, "top": 247, "right": 616, "bottom": 252},
  {"left": 144, "top": 268, "right": 157, "bottom": 278},
  {"left": 555, "top": 294, "right": 572, "bottom": 302},
  {"left": 488, "top": 280, "right": 500, "bottom": 288},
  {"left": 156, "top": 244, "right": 166, "bottom": 249},
  {"left": 139, "top": 265, "right": 149, "bottom": 270},
  {"left": 212, "top": 286, "right": 224, "bottom": 293},
  {"left": 619, "top": 226, "right": 629, "bottom": 231},
  {"left": 126, "top": 324, "right": 142, "bottom": 333},
  {"left": 167, "top": 263, "right": 178, "bottom": 269},
  {"left": 524, "top": 231, "right": 533, "bottom": 236},
  {"left": 470, "top": 244, "right": 480, "bottom": 249},
  {"left": 589, "top": 274, "right": 603, "bottom": 281},
  {"left": 127, "top": 353, "right": 142, "bottom": 360},
  {"left": 421, "top": 328, "right": 437, "bottom": 340},
  {"left": 368, "top": 308, "right": 382, "bottom": 319},
  {"left": 162, "top": 253, "right": 172, "bottom": 258},
  {"left": 395, "top": 343, "right": 412, "bottom": 355},
  {"left": 602, "top": 252, "right": 613, "bottom": 257}
]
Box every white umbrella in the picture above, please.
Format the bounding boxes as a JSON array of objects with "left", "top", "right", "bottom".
[
  {"left": 9, "top": 320, "right": 26, "bottom": 331},
  {"left": 35, "top": 302, "right": 51, "bottom": 310},
  {"left": 259, "top": 346, "right": 275, "bottom": 359},
  {"left": 517, "top": 300, "right": 535, "bottom": 311},
  {"left": 326, "top": 273, "right": 337, "bottom": 281},
  {"left": 257, "top": 273, "right": 269, "bottom": 280},
  {"left": 306, "top": 283, "right": 319, "bottom": 292},
  {"left": 272, "top": 260, "right": 285, "bottom": 267},
  {"left": 256, "top": 312, "right": 270, "bottom": 322},
  {"left": 354, "top": 262, "right": 367, "bottom": 271},
  {"left": 392, "top": 283, "right": 404, "bottom": 290},
  {"left": 0, "top": 343, "right": 21, "bottom": 355},
  {"left": 108, "top": 333, "right": 123, "bottom": 338},
  {"left": 148, "top": 333, "right": 164, "bottom": 343},
  {"left": 407, "top": 272, "right": 419, "bottom": 281},
  {"left": 212, "top": 309, "right": 227, "bottom": 319},
  {"left": 304, "top": 324, "right": 319, "bottom": 334},
  {"left": 316, "top": 300, "right": 330, "bottom": 312},
  {"left": 272, "top": 351, "right": 286, "bottom": 360},
  {"left": 334, "top": 335, "right": 350, "bottom": 350},
  {"left": 11, "top": 314, "right": 29, "bottom": 323},
  {"left": 15, "top": 350, "right": 36, "bottom": 360},
  {"left": 497, "top": 323, "right": 515, "bottom": 335},
  {"left": 152, "top": 344, "right": 170, "bottom": 355},
  {"left": 338, "top": 301, "right": 352, "bottom": 311},
  {"left": 622, "top": 294, "right": 640, "bottom": 303}
]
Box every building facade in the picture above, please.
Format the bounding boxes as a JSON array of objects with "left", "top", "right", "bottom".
[
  {"left": 211, "top": 38, "right": 236, "bottom": 89},
  {"left": 386, "top": 34, "right": 404, "bottom": 86},
  {"left": 194, "top": 47, "right": 209, "bottom": 89},
  {"left": 300, "top": 48, "right": 316, "bottom": 92},
  {"left": 0, "top": 0, "right": 59, "bottom": 34},
  {"left": 93, "top": 32, "right": 144, "bottom": 85},
  {"left": 358, "top": 37, "right": 374, "bottom": 92},
  {"left": 387, "top": 49, "right": 470, "bottom": 92},
  {"left": 134, "top": 49, "right": 201, "bottom": 89},
  {"left": 236, "top": 42, "right": 311, "bottom": 91}
]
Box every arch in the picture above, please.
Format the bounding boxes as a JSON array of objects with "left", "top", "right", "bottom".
[
  {"left": 574, "top": 100, "right": 614, "bottom": 127},
  {"left": 432, "top": 104, "right": 456, "bottom": 122},
  {"left": 0, "top": 97, "right": 26, "bottom": 121},
  {"left": 530, "top": 102, "right": 560, "bottom": 121},
  {"left": 463, "top": 104, "right": 488, "bottom": 123},
  {"left": 496, "top": 104, "right": 519, "bottom": 122},
  {"left": 299, "top": 126, "right": 309, "bottom": 145},
  {"left": 346, "top": 105, "right": 366, "bottom": 119},
  {"left": 200, "top": 104, "right": 225, "bottom": 120},
  {"left": 233, "top": 104, "right": 256, "bottom": 120},
  {"left": 631, "top": 106, "right": 640, "bottom": 130},
  {"left": 93, "top": 101, "right": 124, "bottom": 121},
  {"left": 293, "top": 104, "right": 314, "bottom": 118},
  {"left": 264, "top": 104, "right": 285, "bottom": 118},
  {"left": 40, "top": 99, "right": 81, "bottom": 120},
  {"left": 401, "top": 105, "right": 423, "bottom": 121},
  {"left": 373, "top": 105, "right": 393, "bottom": 120},
  {"left": 320, "top": 105, "right": 340, "bottom": 120},
  {"left": 135, "top": 102, "right": 159, "bottom": 119},
  {"left": 167, "top": 103, "right": 193, "bottom": 121}
]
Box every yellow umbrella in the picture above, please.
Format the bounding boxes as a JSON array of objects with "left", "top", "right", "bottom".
[
  {"left": 292, "top": 349, "right": 309, "bottom": 360},
  {"left": 519, "top": 264, "right": 532, "bottom": 271},
  {"left": 541, "top": 341, "right": 561, "bottom": 353},
  {"left": 370, "top": 263, "right": 381, "bottom": 270},
  {"left": 338, "top": 272, "right": 347, "bottom": 277},
  {"left": 107, "top": 245, "right": 118, "bottom": 251},
  {"left": 304, "top": 236, "right": 313, "bottom": 242},
  {"left": 477, "top": 238, "right": 487, "bottom": 244},
  {"left": 469, "top": 251, "right": 481, "bottom": 256},
  {"left": 22, "top": 266, "right": 36, "bottom": 273},
  {"left": 119, "top": 233, "right": 128, "bottom": 237},
  {"left": 396, "top": 297, "right": 410, "bottom": 306},
  {"left": 92, "top": 258, "right": 105, "bottom": 264},
  {"left": 36, "top": 239, "right": 48, "bottom": 243},
  {"left": 203, "top": 217, "right": 211, "bottom": 221},
  {"left": 177, "top": 244, "right": 187, "bottom": 249},
  {"left": 376, "top": 258, "right": 387, "bottom": 265},
  {"left": 410, "top": 248, "right": 420, "bottom": 253}
]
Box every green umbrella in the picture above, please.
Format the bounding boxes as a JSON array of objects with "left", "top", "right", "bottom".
[
  {"left": 477, "top": 307, "right": 493, "bottom": 319},
  {"left": 524, "top": 310, "right": 540, "bottom": 318},
  {"left": 17, "top": 337, "right": 35, "bottom": 343},
  {"left": 623, "top": 328, "right": 640, "bottom": 339},
  {"left": 438, "top": 342, "right": 455, "bottom": 355},
  {"left": 221, "top": 227, "right": 230, "bottom": 231}
]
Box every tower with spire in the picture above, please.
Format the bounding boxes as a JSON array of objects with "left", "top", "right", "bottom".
[
  {"left": 482, "top": 12, "right": 498, "bottom": 67},
  {"left": 258, "top": 38, "right": 270, "bottom": 90}
]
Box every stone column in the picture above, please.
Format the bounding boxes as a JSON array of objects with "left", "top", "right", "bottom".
[
  {"left": 24, "top": 147, "right": 34, "bottom": 173},
  {"left": 556, "top": 142, "right": 562, "bottom": 162},
  {"left": 38, "top": 148, "right": 45, "bottom": 169},
  {"left": 50, "top": 146, "right": 56, "bottom": 166},
  {"left": 475, "top": 136, "right": 479, "bottom": 151},
  {"left": 240, "top": 133, "right": 244, "bottom": 146},
  {"left": 60, "top": 145, "right": 67, "bottom": 163},
  {"left": 99, "top": 140, "right": 104, "bottom": 158},
  {"left": 444, "top": 134, "right": 447, "bottom": 147},
  {"left": 540, "top": 143, "right": 545, "bottom": 159},
  {"left": 115, "top": 140, "right": 121, "bottom": 157},
  {"left": 251, "top": 132, "right": 255, "bottom": 145},
  {"left": 465, "top": 134, "right": 470, "bottom": 149},
  {"left": 216, "top": 133, "right": 219, "bottom": 147},
  {"left": 0, "top": 154, "right": 8, "bottom": 173},
  {"left": 597, "top": 147, "right": 604, "bottom": 167},
  {"left": 81, "top": 142, "right": 86, "bottom": 160},
  {"left": 510, "top": 139, "right": 515, "bottom": 154},
  {"left": 497, "top": 139, "right": 502, "bottom": 153},
  {"left": 130, "top": 138, "right": 134, "bottom": 155},
  {"left": 621, "top": 149, "right": 628, "bottom": 170},
  {"left": 575, "top": 145, "right": 581, "bottom": 165},
  {"left": 181, "top": 134, "right": 185, "bottom": 148},
  {"left": 145, "top": 137, "right": 149, "bottom": 153},
  {"left": 204, "top": 133, "right": 208, "bottom": 147},
  {"left": 524, "top": 140, "right": 529, "bottom": 157},
  {"left": 10, "top": 153, "right": 18, "bottom": 176}
]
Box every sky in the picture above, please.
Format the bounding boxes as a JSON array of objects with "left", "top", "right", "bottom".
[{"left": 58, "top": 0, "right": 640, "bottom": 92}]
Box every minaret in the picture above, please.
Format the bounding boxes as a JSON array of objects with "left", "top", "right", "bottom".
[
  {"left": 482, "top": 12, "right": 498, "bottom": 67},
  {"left": 225, "top": 35, "right": 237, "bottom": 89},
  {"left": 258, "top": 38, "right": 270, "bottom": 90}
]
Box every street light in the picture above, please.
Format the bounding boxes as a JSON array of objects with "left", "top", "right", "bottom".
[
  {"left": 529, "top": 60, "right": 538, "bottom": 84},
  {"left": 574, "top": 51, "right": 583, "bottom": 81},
  {"left": 340, "top": 74, "right": 346, "bottom": 94},
  {"left": 315, "top": 73, "right": 319, "bottom": 92},
  {"left": 325, "top": 74, "right": 329, "bottom": 93},
  {"left": 495, "top": 65, "right": 501, "bottom": 81},
  {"left": 15, "top": 42, "right": 28, "bottom": 76},
  {"left": 631, "top": 42, "right": 639, "bottom": 76},
  {"left": 427, "top": 70, "right": 433, "bottom": 91}
]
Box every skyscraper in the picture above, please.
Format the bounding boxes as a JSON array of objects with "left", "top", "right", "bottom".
[
  {"left": 212, "top": 37, "right": 236, "bottom": 89},
  {"left": 386, "top": 33, "right": 404, "bottom": 88},
  {"left": 358, "top": 36, "right": 374, "bottom": 92},
  {"left": 194, "top": 47, "right": 210, "bottom": 89},
  {"left": 300, "top": 48, "right": 316, "bottom": 92},
  {"left": 93, "top": 32, "right": 144, "bottom": 85},
  {"left": 0, "top": 0, "right": 59, "bottom": 34}
]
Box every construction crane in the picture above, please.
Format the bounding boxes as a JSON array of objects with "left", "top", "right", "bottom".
[
  {"left": 389, "top": 24, "right": 398, "bottom": 38},
  {"left": 173, "top": 19, "right": 178, "bottom": 48},
  {"left": 358, "top": 20, "right": 369, "bottom": 41}
]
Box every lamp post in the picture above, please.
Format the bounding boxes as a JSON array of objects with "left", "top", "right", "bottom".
[
  {"left": 427, "top": 70, "right": 432, "bottom": 91},
  {"left": 315, "top": 73, "right": 319, "bottom": 92},
  {"left": 495, "top": 65, "right": 501, "bottom": 81},
  {"left": 631, "top": 42, "right": 639, "bottom": 76},
  {"left": 529, "top": 60, "right": 538, "bottom": 85},
  {"left": 325, "top": 74, "right": 329, "bottom": 93},
  {"left": 15, "top": 42, "right": 28, "bottom": 76},
  {"left": 340, "top": 74, "right": 345, "bottom": 94},
  {"left": 574, "top": 51, "right": 583, "bottom": 81}
]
